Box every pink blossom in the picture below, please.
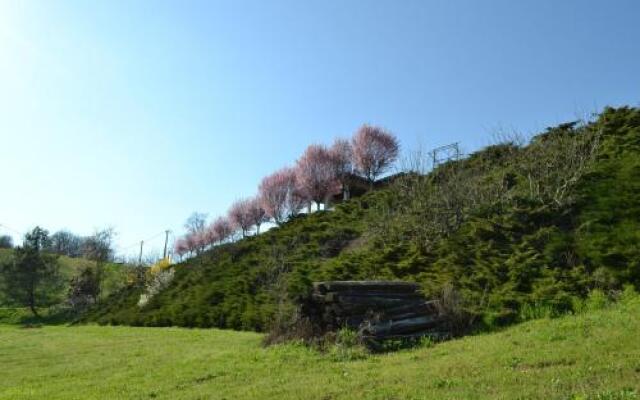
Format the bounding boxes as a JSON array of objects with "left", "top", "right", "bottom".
[
  {"left": 259, "top": 167, "right": 302, "bottom": 224},
  {"left": 295, "top": 144, "right": 341, "bottom": 210},
  {"left": 212, "top": 216, "right": 233, "bottom": 243},
  {"left": 352, "top": 124, "right": 399, "bottom": 183},
  {"left": 184, "top": 232, "right": 199, "bottom": 255},
  {"left": 202, "top": 224, "right": 219, "bottom": 247},
  {"left": 247, "top": 197, "right": 268, "bottom": 234},
  {"left": 228, "top": 198, "right": 254, "bottom": 238},
  {"left": 173, "top": 238, "right": 189, "bottom": 259},
  {"left": 329, "top": 138, "right": 354, "bottom": 200}
]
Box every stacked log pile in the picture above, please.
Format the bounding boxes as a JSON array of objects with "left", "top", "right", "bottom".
[{"left": 305, "top": 281, "right": 448, "bottom": 342}]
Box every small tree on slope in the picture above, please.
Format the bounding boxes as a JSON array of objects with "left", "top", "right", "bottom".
[{"left": 0, "top": 227, "right": 62, "bottom": 317}]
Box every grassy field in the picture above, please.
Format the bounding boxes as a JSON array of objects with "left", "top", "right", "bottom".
[{"left": 1, "top": 298, "right": 639, "bottom": 400}]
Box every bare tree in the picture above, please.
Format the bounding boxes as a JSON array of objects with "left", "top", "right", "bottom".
[
  {"left": 83, "top": 228, "right": 115, "bottom": 263},
  {"left": 184, "top": 212, "right": 208, "bottom": 236},
  {"left": 49, "top": 230, "right": 84, "bottom": 257},
  {"left": 374, "top": 138, "right": 522, "bottom": 252},
  {"left": 83, "top": 228, "right": 115, "bottom": 301},
  {"left": 517, "top": 123, "right": 600, "bottom": 207}
]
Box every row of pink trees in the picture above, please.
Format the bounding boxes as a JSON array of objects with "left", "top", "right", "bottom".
[
  {"left": 174, "top": 124, "right": 399, "bottom": 259},
  {"left": 174, "top": 214, "right": 234, "bottom": 259}
]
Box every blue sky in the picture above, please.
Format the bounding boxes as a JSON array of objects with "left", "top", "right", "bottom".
[{"left": 1, "top": 0, "right": 638, "bottom": 258}]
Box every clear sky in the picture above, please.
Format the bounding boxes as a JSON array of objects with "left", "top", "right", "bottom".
[{"left": 1, "top": 0, "right": 639, "bottom": 258}]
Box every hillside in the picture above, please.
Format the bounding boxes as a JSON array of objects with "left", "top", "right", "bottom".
[
  {"left": 3, "top": 295, "right": 639, "bottom": 399},
  {"left": 88, "top": 106, "right": 640, "bottom": 332},
  {"left": 0, "top": 249, "right": 127, "bottom": 308}
]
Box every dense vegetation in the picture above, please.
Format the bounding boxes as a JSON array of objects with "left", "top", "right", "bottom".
[
  {"left": 88, "top": 106, "right": 640, "bottom": 332},
  {"left": 3, "top": 294, "right": 639, "bottom": 399},
  {"left": 0, "top": 231, "right": 129, "bottom": 321}
]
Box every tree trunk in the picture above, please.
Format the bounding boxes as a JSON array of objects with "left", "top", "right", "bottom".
[
  {"left": 29, "top": 304, "right": 40, "bottom": 318},
  {"left": 28, "top": 289, "right": 39, "bottom": 317}
]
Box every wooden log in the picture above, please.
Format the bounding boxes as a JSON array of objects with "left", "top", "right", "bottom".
[
  {"left": 318, "top": 299, "right": 439, "bottom": 326},
  {"left": 384, "top": 309, "right": 437, "bottom": 322},
  {"left": 311, "top": 291, "right": 424, "bottom": 303},
  {"left": 362, "top": 331, "right": 450, "bottom": 341},
  {"left": 331, "top": 304, "right": 442, "bottom": 326},
  {"left": 328, "top": 304, "right": 430, "bottom": 319},
  {"left": 383, "top": 300, "right": 440, "bottom": 316},
  {"left": 328, "top": 299, "right": 434, "bottom": 310},
  {"left": 329, "top": 291, "right": 424, "bottom": 300},
  {"left": 335, "top": 315, "right": 367, "bottom": 329},
  {"left": 339, "top": 310, "right": 441, "bottom": 330},
  {"left": 314, "top": 281, "right": 420, "bottom": 294},
  {"left": 311, "top": 294, "right": 327, "bottom": 302},
  {"left": 306, "top": 280, "right": 450, "bottom": 341},
  {"left": 328, "top": 303, "right": 408, "bottom": 317},
  {"left": 315, "top": 289, "right": 422, "bottom": 297},
  {"left": 334, "top": 295, "right": 424, "bottom": 307},
  {"left": 363, "top": 315, "right": 442, "bottom": 336}
]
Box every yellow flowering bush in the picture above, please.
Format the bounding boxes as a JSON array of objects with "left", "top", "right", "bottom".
[{"left": 149, "top": 258, "right": 172, "bottom": 276}]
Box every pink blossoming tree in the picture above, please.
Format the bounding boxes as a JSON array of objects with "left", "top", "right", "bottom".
[
  {"left": 173, "top": 238, "right": 188, "bottom": 260},
  {"left": 228, "top": 198, "right": 254, "bottom": 238},
  {"left": 211, "top": 216, "right": 234, "bottom": 244},
  {"left": 295, "top": 144, "right": 340, "bottom": 210},
  {"left": 352, "top": 124, "right": 400, "bottom": 185},
  {"left": 247, "top": 196, "right": 268, "bottom": 234},
  {"left": 329, "top": 138, "right": 354, "bottom": 200},
  {"left": 259, "top": 167, "right": 303, "bottom": 224}
]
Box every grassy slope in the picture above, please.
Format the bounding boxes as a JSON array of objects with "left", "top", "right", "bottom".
[
  {"left": 87, "top": 206, "right": 368, "bottom": 329},
  {"left": 90, "top": 106, "right": 640, "bottom": 331},
  {"left": 3, "top": 300, "right": 639, "bottom": 399}
]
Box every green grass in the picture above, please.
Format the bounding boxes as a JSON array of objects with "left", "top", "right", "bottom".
[{"left": 2, "top": 298, "right": 639, "bottom": 399}]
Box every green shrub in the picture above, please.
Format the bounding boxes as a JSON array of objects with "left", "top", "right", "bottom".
[
  {"left": 418, "top": 335, "right": 435, "bottom": 349},
  {"left": 585, "top": 289, "right": 609, "bottom": 312},
  {"left": 519, "top": 302, "right": 556, "bottom": 321},
  {"left": 328, "top": 328, "right": 368, "bottom": 361},
  {"left": 619, "top": 284, "right": 639, "bottom": 306}
]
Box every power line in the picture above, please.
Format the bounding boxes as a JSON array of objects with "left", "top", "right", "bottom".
[{"left": 118, "top": 230, "right": 169, "bottom": 251}]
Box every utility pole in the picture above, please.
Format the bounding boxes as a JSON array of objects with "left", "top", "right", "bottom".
[
  {"left": 138, "top": 240, "right": 144, "bottom": 265},
  {"left": 163, "top": 230, "right": 170, "bottom": 259}
]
